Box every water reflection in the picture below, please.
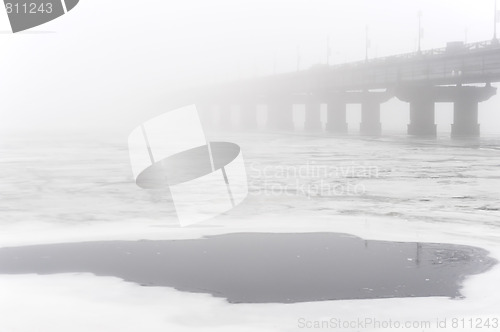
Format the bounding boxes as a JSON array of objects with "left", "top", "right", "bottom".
[{"left": 0, "top": 233, "right": 495, "bottom": 304}]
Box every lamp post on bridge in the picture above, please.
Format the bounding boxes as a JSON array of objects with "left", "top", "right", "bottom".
[
  {"left": 418, "top": 10, "right": 423, "bottom": 53},
  {"left": 326, "top": 35, "right": 331, "bottom": 65},
  {"left": 365, "top": 25, "right": 370, "bottom": 62},
  {"left": 273, "top": 54, "right": 276, "bottom": 75},
  {"left": 494, "top": 0, "right": 499, "bottom": 42},
  {"left": 297, "top": 45, "right": 300, "bottom": 72}
]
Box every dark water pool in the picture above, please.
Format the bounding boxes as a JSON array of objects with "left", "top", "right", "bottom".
[{"left": 0, "top": 233, "right": 496, "bottom": 303}]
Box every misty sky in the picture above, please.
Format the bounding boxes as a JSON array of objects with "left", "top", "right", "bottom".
[{"left": 0, "top": 0, "right": 499, "bottom": 134}]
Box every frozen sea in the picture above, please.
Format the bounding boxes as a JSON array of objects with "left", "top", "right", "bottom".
[{"left": 1, "top": 129, "right": 500, "bottom": 331}]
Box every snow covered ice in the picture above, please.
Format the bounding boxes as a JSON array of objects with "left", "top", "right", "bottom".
[{"left": 1, "top": 131, "right": 500, "bottom": 331}]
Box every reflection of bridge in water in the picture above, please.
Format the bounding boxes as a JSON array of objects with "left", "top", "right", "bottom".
[{"left": 190, "top": 40, "right": 500, "bottom": 137}]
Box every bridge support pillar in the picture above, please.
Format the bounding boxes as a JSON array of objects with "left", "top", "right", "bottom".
[
  {"left": 218, "top": 104, "right": 232, "bottom": 130},
  {"left": 360, "top": 98, "right": 382, "bottom": 136},
  {"left": 450, "top": 86, "right": 496, "bottom": 138},
  {"left": 304, "top": 100, "right": 322, "bottom": 131},
  {"left": 267, "top": 99, "right": 294, "bottom": 131},
  {"left": 451, "top": 99, "right": 480, "bottom": 137},
  {"left": 397, "top": 84, "right": 496, "bottom": 138},
  {"left": 326, "top": 99, "right": 347, "bottom": 134},
  {"left": 396, "top": 85, "right": 437, "bottom": 137},
  {"left": 408, "top": 99, "right": 437, "bottom": 136},
  {"left": 240, "top": 103, "right": 258, "bottom": 130}
]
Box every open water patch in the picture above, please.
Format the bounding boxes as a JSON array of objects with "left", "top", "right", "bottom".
[{"left": 0, "top": 233, "right": 495, "bottom": 304}]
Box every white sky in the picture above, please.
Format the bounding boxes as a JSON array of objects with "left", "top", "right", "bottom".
[{"left": 0, "top": 0, "right": 499, "bottom": 134}]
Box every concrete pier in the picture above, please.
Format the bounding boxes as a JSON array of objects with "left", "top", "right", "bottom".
[
  {"left": 239, "top": 103, "right": 258, "bottom": 130},
  {"left": 267, "top": 98, "right": 294, "bottom": 131},
  {"left": 358, "top": 91, "right": 392, "bottom": 136},
  {"left": 452, "top": 99, "right": 480, "bottom": 137},
  {"left": 396, "top": 85, "right": 437, "bottom": 136},
  {"left": 397, "top": 84, "right": 496, "bottom": 137},
  {"left": 218, "top": 104, "right": 232, "bottom": 130},
  {"left": 451, "top": 86, "right": 496, "bottom": 137},
  {"left": 360, "top": 98, "right": 382, "bottom": 136},
  {"left": 408, "top": 98, "right": 437, "bottom": 136},
  {"left": 326, "top": 98, "right": 348, "bottom": 134},
  {"left": 304, "top": 98, "right": 322, "bottom": 131}
]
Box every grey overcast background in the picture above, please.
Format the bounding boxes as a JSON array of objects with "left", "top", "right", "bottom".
[{"left": 0, "top": 0, "right": 499, "bottom": 134}]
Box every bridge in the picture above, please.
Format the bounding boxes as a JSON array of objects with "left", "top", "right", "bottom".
[{"left": 187, "top": 39, "right": 500, "bottom": 137}]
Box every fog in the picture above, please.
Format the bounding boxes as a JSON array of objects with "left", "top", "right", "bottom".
[
  {"left": 0, "top": 0, "right": 499, "bottom": 134},
  {"left": 2, "top": 3, "right": 500, "bottom": 328}
]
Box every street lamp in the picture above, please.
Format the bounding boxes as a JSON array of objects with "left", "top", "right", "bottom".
[{"left": 418, "top": 11, "right": 423, "bottom": 53}]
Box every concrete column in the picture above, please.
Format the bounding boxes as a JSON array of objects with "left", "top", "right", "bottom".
[
  {"left": 239, "top": 103, "right": 258, "bottom": 130},
  {"left": 396, "top": 85, "right": 437, "bottom": 137},
  {"left": 218, "top": 104, "right": 232, "bottom": 130},
  {"left": 449, "top": 86, "right": 496, "bottom": 138},
  {"left": 267, "top": 99, "right": 294, "bottom": 131},
  {"left": 397, "top": 84, "right": 496, "bottom": 138},
  {"left": 326, "top": 99, "right": 348, "bottom": 133},
  {"left": 360, "top": 98, "right": 382, "bottom": 136},
  {"left": 450, "top": 85, "right": 496, "bottom": 138},
  {"left": 451, "top": 99, "right": 480, "bottom": 137},
  {"left": 408, "top": 98, "right": 437, "bottom": 136},
  {"left": 304, "top": 100, "right": 322, "bottom": 131}
]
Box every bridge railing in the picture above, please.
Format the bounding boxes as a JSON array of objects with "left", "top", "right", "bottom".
[
  {"left": 212, "top": 39, "right": 500, "bottom": 98},
  {"left": 327, "top": 39, "right": 500, "bottom": 71},
  {"left": 299, "top": 39, "right": 500, "bottom": 90}
]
